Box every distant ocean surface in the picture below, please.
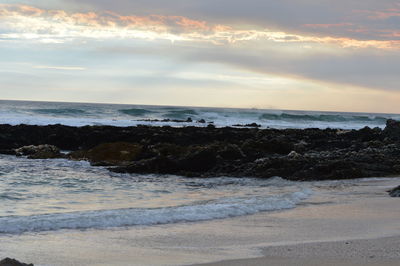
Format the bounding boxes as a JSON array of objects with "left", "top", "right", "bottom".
[{"left": 1, "top": 99, "right": 399, "bottom": 129}]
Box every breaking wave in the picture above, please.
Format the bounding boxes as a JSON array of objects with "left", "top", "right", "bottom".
[
  {"left": 163, "top": 109, "right": 199, "bottom": 119},
  {"left": 0, "top": 189, "right": 311, "bottom": 234},
  {"left": 260, "top": 113, "right": 388, "bottom": 124}
]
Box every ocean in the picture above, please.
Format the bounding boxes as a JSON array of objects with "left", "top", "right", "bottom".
[
  {"left": 0, "top": 100, "right": 399, "bottom": 265},
  {"left": 0, "top": 99, "right": 398, "bottom": 129}
]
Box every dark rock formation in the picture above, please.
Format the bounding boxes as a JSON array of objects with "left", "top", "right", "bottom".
[
  {"left": 1, "top": 120, "right": 400, "bottom": 181},
  {"left": 388, "top": 186, "right": 400, "bottom": 197},
  {"left": 232, "top": 123, "right": 261, "bottom": 128},
  {"left": 69, "top": 142, "right": 142, "bottom": 166},
  {"left": 137, "top": 117, "right": 194, "bottom": 123},
  {"left": 15, "top": 144, "right": 62, "bottom": 159},
  {"left": 383, "top": 119, "right": 400, "bottom": 140},
  {"left": 0, "top": 258, "right": 33, "bottom": 266}
]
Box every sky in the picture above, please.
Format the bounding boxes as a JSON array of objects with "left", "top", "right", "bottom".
[{"left": 0, "top": 0, "right": 399, "bottom": 112}]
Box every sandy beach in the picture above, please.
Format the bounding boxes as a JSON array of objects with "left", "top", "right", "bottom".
[{"left": 194, "top": 236, "right": 400, "bottom": 266}]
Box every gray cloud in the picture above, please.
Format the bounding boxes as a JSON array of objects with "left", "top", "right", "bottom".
[
  {"left": 97, "top": 42, "right": 400, "bottom": 91},
  {"left": 66, "top": 0, "right": 400, "bottom": 40},
  {"left": 188, "top": 47, "right": 400, "bottom": 91}
]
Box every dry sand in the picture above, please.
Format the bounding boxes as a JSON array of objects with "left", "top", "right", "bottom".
[{"left": 194, "top": 236, "right": 400, "bottom": 266}]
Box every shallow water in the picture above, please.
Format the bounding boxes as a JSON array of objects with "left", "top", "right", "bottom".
[
  {"left": 2, "top": 153, "right": 398, "bottom": 236},
  {"left": 0, "top": 154, "right": 314, "bottom": 234}
]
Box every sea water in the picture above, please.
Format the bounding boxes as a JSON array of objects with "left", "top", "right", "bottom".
[
  {"left": 0, "top": 154, "right": 312, "bottom": 234},
  {"left": 0, "top": 99, "right": 398, "bottom": 129}
]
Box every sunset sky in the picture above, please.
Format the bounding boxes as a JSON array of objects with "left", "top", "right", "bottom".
[{"left": 1, "top": 0, "right": 399, "bottom": 112}]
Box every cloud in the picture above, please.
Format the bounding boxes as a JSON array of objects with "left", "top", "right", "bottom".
[
  {"left": 0, "top": 4, "right": 228, "bottom": 42},
  {"left": 355, "top": 7, "right": 400, "bottom": 20},
  {"left": 180, "top": 45, "right": 400, "bottom": 91},
  {"left": 0, "top": 3, "right": 399, "bottom": 49},
  {"left": 33, "top": 65, "right": 86, "bottom": 70},
  {"left": 303, "top": 23, "right": 354, "bottom": 29},
  {"left": 67, "top": 0, "right": 400, "bottom": 39}
]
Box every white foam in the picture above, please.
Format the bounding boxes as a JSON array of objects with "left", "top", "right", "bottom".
[{"left": 0, "top": 189, "right": 311, "bottom": 234}]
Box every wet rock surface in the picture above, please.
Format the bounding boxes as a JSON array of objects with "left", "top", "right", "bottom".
[
  {"left": 15, "top": 144, "right": 62, "bottom": 159},
  {"left": 0, "top": 258, "right": 33, "bottom": 266},
  {"left": 1, "top": 119, "right": 400, "bottom": 181}
]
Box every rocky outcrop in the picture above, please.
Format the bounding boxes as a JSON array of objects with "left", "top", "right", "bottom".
[
  {"left": 232, "top": 123, "right": 261, "bottom": 128},
  {"left": 388, "top": 186, "right": 400, "bottom": 197},
  {"left": 0, "top": 258, "right": 33, "bottom": 266},
  {"left": 69, "top": 142, "right": 142, "bottom": 166},
  {"left": 1, "top": 120, "right": 400, "bottom": 181},
  {"left": 383, "top": 119, "right": 400, "bottom": 140},
  {"left": 15, "top": 144, "right": 62, "bottom": 159}
]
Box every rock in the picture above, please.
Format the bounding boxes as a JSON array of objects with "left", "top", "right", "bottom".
[
  {"left": 388, "top": 186, "right": 400, "bottom": 197},
  {"left": 69, "top": 142, "right": 142, "bottom": 165},
  {"left": 4, "top": 121, "right": 400, "bottom": 180},
  {"left": 336, "top": 129, "right": 351, "bottom": 135},
  {"left": 383, "top": 119, "right": 400, "bottom": 140},
  {"left": 198, "top": 119, "right": 206, "bottom": 123},
  {"left": 241, "top": 137, "right": 294, "bottom": 156},
  {"left": 293, "top": 140, "right": 308, "bottom": 152},
  {"left": 232, "top": 123, "right": 261, "bottom": 128},
  {"left": 0, "top": 149, "right": 16, "bottom": 155},
  {"left": 0, "top": 258, "right": 33, "bottom": 266},
  {"left": 217, "top": 144, "right": 245, "bottom": 160},
  {"left": 248, "top": 123, "right": 261, "bottom": 127},
  {"left": 15, "top": 144, "right": 61, "bottom": 159},
  {"left": 287, "top": 150, "right": 302, "bottom": 159},
  {"left": 151, "top": 143, "right": 187, "bottom": 157},
  {"left": 112, "top": 156, "right": 178, "bottom": 174},
  {"left": 178, "top": 146, "right": 217, "bottom": 172}
]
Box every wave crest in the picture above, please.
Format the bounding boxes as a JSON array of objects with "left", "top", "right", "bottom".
[
  {"left": 0, "top": 189, "right": 311, "bottom": 234},
  {"left": 260, "top": 113, "right": 387, "bottom": 123}
]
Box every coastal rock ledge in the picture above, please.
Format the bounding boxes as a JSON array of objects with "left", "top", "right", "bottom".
[
  {"left": 1, "top": 119, "right": 400, "bottom": 182},
  {"left": 0, "top": 258, "right": 33, "bottom": 266}
]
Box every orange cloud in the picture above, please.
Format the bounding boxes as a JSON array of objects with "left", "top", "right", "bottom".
[
  {"left": 0, "top": 4, "right": 44, "bottom": 16},
  {"left": 0, "top": 4, "right": 398, "bottom": 50},
  {"left": 354, "top": 8, "right": 400, "bottom": 20}
]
